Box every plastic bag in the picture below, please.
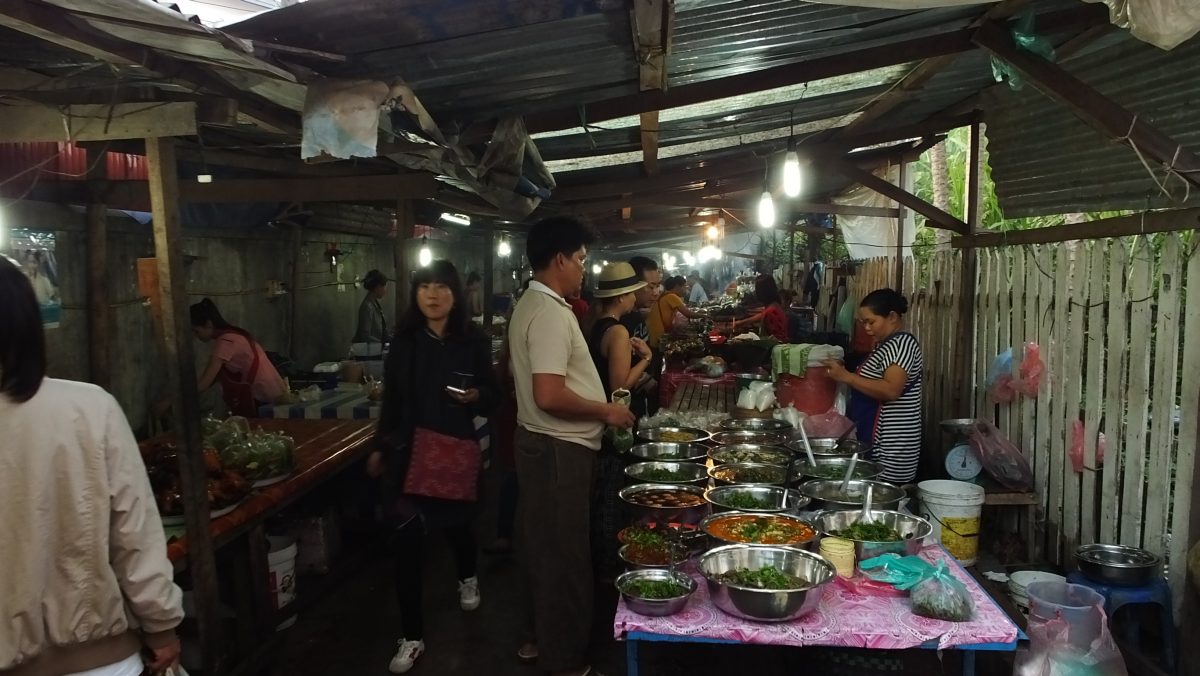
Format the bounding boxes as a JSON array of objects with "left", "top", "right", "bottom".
[
  {"left": 986, "top": 348, "right": 1018, "bottom": 403},
  {"left": 910, "top": 560, "right": 975, "bottom": 622},
  {"left": 1084, "top": 0, "right": 1200, "bottom": 51},
  {"left": 1015, "top": 602, "right": 1128, "bottom": 676},
  {"left": 967, "top": 419, "right": 1034, "bottom": 490},
  {"left": 1068, "top": 420, "right": 1107, "bottom": 473},
  {"left": 859, "top": 553, "right": 935, "bottom": 590},
  {"left": 1016, "top": 342, "right": 1045, "bottom": 397},
  {"left": 802, "top": 408, "right": 856, "bottom": 439}
]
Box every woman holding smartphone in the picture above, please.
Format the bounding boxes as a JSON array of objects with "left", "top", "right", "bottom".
[{"left": 366, "top": 260, "right": 500, "bottom": 674}]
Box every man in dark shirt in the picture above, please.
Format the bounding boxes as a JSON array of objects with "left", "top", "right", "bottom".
[{"left": 621, "top": 256, "right": 662, "bottom": 415}]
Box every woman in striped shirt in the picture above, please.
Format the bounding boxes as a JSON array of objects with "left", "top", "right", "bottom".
[{"left": 824, "top": 289, "right": 924, "bottom": 484}]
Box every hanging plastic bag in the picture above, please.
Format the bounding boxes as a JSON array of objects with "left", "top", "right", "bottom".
[
  {"left": 1068, "top": 420, "right": 1107, "bottom": 473},
  {"left": 802, "top": 408, "right": 856, "bottom": 439},
  {"left": 968, "top": 420, "right": 1034, "bottom": 490},
  {"left": 1016, "top": 342, "right": 1045, "bottom": 397},
  {"left": 990, "top": 9, "right": 1056, "bottom": 91},
  {"left": 985, "top": 348, "right": 1020, "bottom": 403},
  {"left": 1014, "top": 601, "right": 1128, "bottom": 676},
  {"left": 910, "top": 560, "right": 975, "bottom": 622}
]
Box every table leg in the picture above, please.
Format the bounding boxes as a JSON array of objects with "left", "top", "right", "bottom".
[
  {"left": 626, "top": 638, "right": 639, "bottom": 676},
  {"left": 961, "top": 650, "right": 976, "bottom": 676}
]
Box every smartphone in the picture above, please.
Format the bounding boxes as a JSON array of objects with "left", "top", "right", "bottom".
[{"left": 445, "top": 385, "right": 468, "bottom": 396}]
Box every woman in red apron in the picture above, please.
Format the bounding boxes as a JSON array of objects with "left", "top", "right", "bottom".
[{"left": 190, "top": 298, "right": 286, "bottom": 417}]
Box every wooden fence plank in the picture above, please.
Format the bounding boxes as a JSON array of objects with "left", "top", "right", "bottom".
[
  {"left": 1145, "top": 234, "right": 1182, "bottom": 557},
  {"left": 1010, "top": 247, "right": 1027, "bottom": 465},
  {"left": 1099, "top": 239, "right": 1129, "bottom": 544},
  {"left": 1170, "top": 237, "right": 1200, "bottom": 620},
  {"left": 1061, "top": 243, "right": 1089, "bottom": 559},
  {"left": 1033, "top": 245, "right": 1054, "bottom": 562},
  {"left": 997, "top": 246, "right": 1014, "bottom": 442},
  {"left": 1120, "top": 239, "right": 1154, "bottom": 548},
  {"left": 1046, "top": 245, "right": 1072, "bottom": 564},
  {"left": 1080, "top": 242, "right": 1107, "bottom": 546},
  {"left": 975, "top": 249, "right": 993, "bottom": 418}
]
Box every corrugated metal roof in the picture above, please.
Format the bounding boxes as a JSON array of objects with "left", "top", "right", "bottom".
[{"left": 984, "top": 30, "right": 1200, "bottom": 217}]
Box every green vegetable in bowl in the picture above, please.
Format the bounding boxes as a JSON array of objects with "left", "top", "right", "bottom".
[
  {"left": 621, "top": 526, "right": 666, "bottom": 548},
  {"left": 638, "top": 467, "right": 692, "bottom": 482},
  {"left": 722, "top": 492, "right": 773, "bottom": 510},
  {"left": 621, "top": 578, "right": 689, "bottom": 599},
  {"left": 714, "top": 565, "right": 806, "bottom": 590},
  {"left": 832, "top": 520, "right": 904, "bottom": 542},
  {"left": 713, "top": 466, "right": 786, "bottom": 484}
]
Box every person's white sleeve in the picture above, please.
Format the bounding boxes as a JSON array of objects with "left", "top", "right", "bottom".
[{"left": 525, "top": 307, "right": 570, "bottom": 376}]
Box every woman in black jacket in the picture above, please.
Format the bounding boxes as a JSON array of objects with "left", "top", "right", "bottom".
[{"left": 366, "top": 260, "right": 500, "bottom": 674}]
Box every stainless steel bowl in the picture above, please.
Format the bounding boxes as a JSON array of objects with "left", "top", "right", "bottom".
[
  {"left": 798, "top": 480, "right": 906, "bottom": 512},
  {"left": 624, "top": 461, "right": 710, "bottom": 487},
  {"left": 720, "top": 417, "right": 792, "bottom": 432},
  {"left": 704, "top": 485, "right": 810, "bottom": 514},
  {"left": 618, "top": 543, "right": 690, "bottom": 570},
  {"left": 940, "top": 418, "right": 978, "bottom": 436},
  {"left": 1075, "top": 544, "right": 1162, "bottom": 586},
  {"left": 812, "top": 509, "right": 932, "bottom": 560},
  {"left": 700, "top": 512, "right": 818, "bottom": 548},
  {"left": 615, "top": 569, "right": 697, "bottom": 617},
  {"left": 785, "top": 437, "right": 866, "bottom": 457},
  {"left": 708, "top": 462, "right": 790, "bottom": 486},
  {"left": 637, "top": 426, "right": 711, "bottom": 443},
  {"left": 789, "top": 456, "right": 883, "bottom": 484},
  {"left": 698, "top": 544, "right": 835, "bottom": 622},
  {"left": 630, "top": 442, "right": 710, "bottom": 463},
  {"left": 711, "top": 429, "right": 789, "bottom": 446},
  {"left": 619, "top": 483, "right": 711, "bottom": 527},
  {"left": 709, "top": 444, "right": 793, "bottom": 467}
]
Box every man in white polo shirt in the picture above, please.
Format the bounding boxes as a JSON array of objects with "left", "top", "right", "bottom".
[{"left": 508, "top": 216, "right": 635, "bottom": 676}]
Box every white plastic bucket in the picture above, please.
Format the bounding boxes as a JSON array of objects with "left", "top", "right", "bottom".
[
  {"left": 917, "top": 480, "right": 985, "bottom": 565},
  {"left": 267, "top": 535, "right": 298, "bottom": 609}
]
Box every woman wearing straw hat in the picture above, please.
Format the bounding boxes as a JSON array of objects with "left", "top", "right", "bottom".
[{"left": 585, "top": 261, "right": 653, "bottom": 579}]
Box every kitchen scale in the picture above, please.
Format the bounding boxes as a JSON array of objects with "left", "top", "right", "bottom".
[{"left": 940, "top": 418, "right": 983, "bottom": 483}]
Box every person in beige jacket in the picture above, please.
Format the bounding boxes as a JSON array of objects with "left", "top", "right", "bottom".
[{"left": 0, "top": 256, "right": 184, "bottom": 676}]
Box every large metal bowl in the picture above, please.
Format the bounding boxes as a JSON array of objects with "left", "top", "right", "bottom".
[
  {"left": 698, "top": 544, "right": 835, "bottom": 622},
  {"left": 709, "top": 444, "right": 793, "bottom": 467},
  {"left": 711, "top": 429, "right": 789, "bottom": 446},
  {"left": 704, "top": 485, "right": 810, "bottom": 515},
  {"left": 720, "top": 417, "right": 792, "bottom": 432},
  {"left": 630, "top": 442, "right": 710, "bottom": 463},
  {"left": 1074, "top": 544, "right": 1162, "bottom": 586},
  {"left": 709, "top": 462, "right": 790, "bottom": 486},
  {"left": 798, "top": 480, "right": 907, "bottom": 512},
  {"left": 637, "top": 426, "right": 711, "bottom": 443},
  {"left": 789, "top": 456, "right": 883, "bottom": 484},
  {"left": 700, "top": 512, "right": 818, "bottom": 548},
  {"left": 624, "top": 461, "right": 710, "bottom": 487},
  {"left": 812, "top": 509, "right": 932, "bottom": 560},
  {"left": 615, "top": 569, "right": 697, "bottom": 617},
  {"left": 619, "top": 483, "right": 711, "bottom": 527},
  {"left": 785, "top": 437, "right": 866, "bottom": 457}
]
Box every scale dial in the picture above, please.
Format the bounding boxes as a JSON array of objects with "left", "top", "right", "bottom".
[{"left": 945, "top": 442, "right": 983, "bottom": 481}]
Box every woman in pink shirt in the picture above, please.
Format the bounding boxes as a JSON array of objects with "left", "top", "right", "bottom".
[{"left": 190, "top": 298, "right": 286, "bottom": 417}]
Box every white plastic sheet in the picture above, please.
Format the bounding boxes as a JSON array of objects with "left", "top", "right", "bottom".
[
  {"left": 833, "top": 166, "right": 917, "bottom": 262},
  {"left": 300, "top": 79, "right": 390, "bottom": 160}
]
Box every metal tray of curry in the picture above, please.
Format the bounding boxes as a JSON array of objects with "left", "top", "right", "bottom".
[{"left": 701, "top": 513, "right": 817, "bottom": 547}]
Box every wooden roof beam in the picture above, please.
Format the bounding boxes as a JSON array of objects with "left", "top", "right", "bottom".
[
  {"left": 631, "top": 0, "right": 674, "bottom": 176},
  {"left": 973, "top": 21, "right": 1200, "bottom": 190},
  {"left": 38, "top": 173, "right": 439, "bottom": 206},
  {"left": 829, "top": 157, "right": 967, "bottom": 234},
  {"left": 0, "top": 102, "right": 205, "bottom": 141}
]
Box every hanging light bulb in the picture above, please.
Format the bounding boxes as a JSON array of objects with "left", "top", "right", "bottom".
[
  {"left": 418, "top": 236, "right": 432, "bottom": 267},
  {"left": 497, "top": 237, "right": 511, "bottom": 257},
  {"left": 592, "top": 263, "right": 602, "bottom": 275},
  {"left": 782, "top": 147, "right": 801, "bottom": 198},
  {"left": 706, "top": 225, "right": 719, "bottom": 240},
  {"left": 758, "top": 190, "right": 775, "bottom": 228}
]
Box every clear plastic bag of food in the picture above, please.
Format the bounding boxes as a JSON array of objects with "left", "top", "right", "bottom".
[
  {"left": 910, "top": 560, "right": 974, "bottom": 622},
  {"left": 859, "top": 553, "right": 934, "bottom": 590}
]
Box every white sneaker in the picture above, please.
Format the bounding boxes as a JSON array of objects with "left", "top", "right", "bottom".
[
  {"left": 388, "top": 638, "right": 424, "bottom": 674},
  {"left": 458, "top": 576, "right": 481, "bottom": 611}
]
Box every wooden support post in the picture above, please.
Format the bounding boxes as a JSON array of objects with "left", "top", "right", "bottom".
[
  {"left": 483, "top": 227, "right": 495, "bottom": 329},
  {"left": 830, "top": 157, "right": 968, "bottom": 235},
  {"left": 84, "top": 143, "right": 110, "bottom": 389},
  {"left": 288, "top": 224, "right": 302, "bottom": 358},
  {"left": 145, "top": 137, "right": 224, "bottom": 674},
  {"left": 394, "top": 200, "right": 415, "bottom": 321},
  {"left": 896, "top": 161, "right": 907, "bottom": 291},
  {"left": 956, "top": 121, "right": 982, "bottom": 414}
]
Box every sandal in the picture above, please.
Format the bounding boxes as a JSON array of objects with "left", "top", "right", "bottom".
[{"left": 516, "top": 643, "right": 538, "bottom": 664}]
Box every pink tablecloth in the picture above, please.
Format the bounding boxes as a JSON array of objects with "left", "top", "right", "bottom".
[
  {"left": 659, "top": 371, "right": 736, "bottom": 409},
  {"left": 614, "top": 545, "right": 1018, "bottom": 651}
]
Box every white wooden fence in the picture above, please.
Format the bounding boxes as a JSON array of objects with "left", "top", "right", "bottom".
[{"left": 848, "top": 236, "right": 1198, "bottom": 619}]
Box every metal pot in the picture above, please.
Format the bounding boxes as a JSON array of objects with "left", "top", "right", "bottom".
[
  {"left": 700, "top": 512, "right": 818, "bottom": 549},
  {"left": 720, "top": 417, "right": 792, "bottom": 432},
  {"left": 698, "top": 544, "right": 834, "bottom": 622},
  {"left": 708, "top": 444, "right": 793, "bottom": 467},
  {"left": 636, "top": 426, "right": 712, "bottom": 443},
  {"left": 615, "top": 569, "right": 696, "bottom": 617},
  {"left": 630, "top": 442, "right": 710, "bottom": 463},
  {"left": 1074, "top": 544, "right": 1162, "bottom": 586},
  {"left": 711, "top": 430, "right": 789, "bottom": 446},
  {"left": 789, "top": 456, "right": 883, "bottom": 484},
  {"left": 798, "top": 480, "right": 906, "bottom": 512},
  {"left": 785, "top": 437, "right": 866, "bottom": 457},
  {"left": 708, "top": 462, "right": 790, "bottom": 486}
]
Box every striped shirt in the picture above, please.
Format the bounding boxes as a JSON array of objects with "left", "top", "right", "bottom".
[{"left": 858, "top": 331, "right": 924, "bottom": 483}]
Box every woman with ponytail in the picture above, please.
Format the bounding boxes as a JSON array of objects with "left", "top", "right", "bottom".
[{"left": 189, "top": 298, "right": 286, "bottom": 417}]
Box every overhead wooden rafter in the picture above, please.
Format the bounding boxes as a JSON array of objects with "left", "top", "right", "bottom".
[
  {"left": 0, "top": 102, "right": 207, "bottom": 141},
  {"left": 973, "top": 21, "right": 1200, "bottom": 190},
  {"left": 829, "top": 157, "right": 968, "bottom": 234},
  {"left": 631, "top": 0, "right": 674, "bottom": 177},
  {"left": 37, "top": 173, "right": 439, "bottom": 206}
]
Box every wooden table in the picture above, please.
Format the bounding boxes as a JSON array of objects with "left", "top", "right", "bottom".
[
  {"left": 668, "top": 380, "right": 736, "bottom": 415},
  {"left": 164, "top": 419, "right": 376, "bottom": 563}
]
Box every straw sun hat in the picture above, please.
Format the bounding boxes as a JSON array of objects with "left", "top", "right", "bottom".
[{"left": 594, "top": 261, "right": 647, "bottom": 298}]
